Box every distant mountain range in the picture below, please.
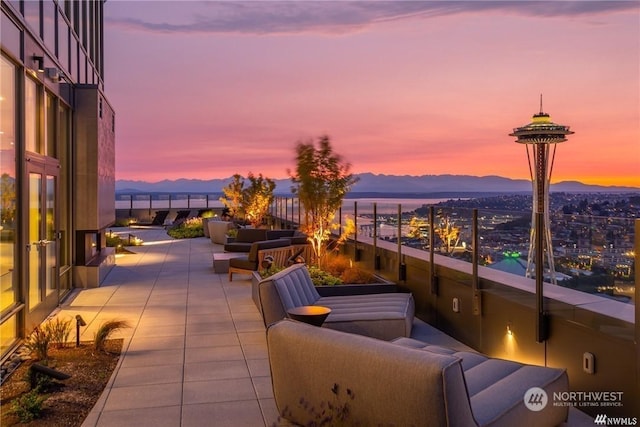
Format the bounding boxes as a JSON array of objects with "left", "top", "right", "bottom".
[{"left": 115, "top": 173, "right": 638, "bottom": 197}]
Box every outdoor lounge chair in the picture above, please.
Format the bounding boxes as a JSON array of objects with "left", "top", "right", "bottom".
[{"left": 258, "top": 264, "right": 415, "bottom": 340}]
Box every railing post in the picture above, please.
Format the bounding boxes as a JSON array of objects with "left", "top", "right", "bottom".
[
  {"left": 398, "top": 203, "right": 406, "bottom": 282},
  {"left": 635, "top": 219, "right": 639, "bottom": 407},
  {"left": 354, "top": 201, "right": 359, "bottom": 261},
  {"left": 472, "top": 209, "right": 482, "bottom": 315},
  {"left": 536, "top": 211, "right": 548, "bottom": 342},
  {"left": 373, "top": 203, "right": 379, "bottom": 270},
  {"left": 430, "top": 206, "right": 438, "bottom": 295}
]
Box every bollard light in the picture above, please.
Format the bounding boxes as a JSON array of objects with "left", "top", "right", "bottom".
[{"left": 76, "top": 315, "right": 86, "bottom": 347}]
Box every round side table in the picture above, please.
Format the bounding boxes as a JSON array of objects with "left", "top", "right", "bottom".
[{"left": 287, "top": 305, "right": 331, "bottom": 327}]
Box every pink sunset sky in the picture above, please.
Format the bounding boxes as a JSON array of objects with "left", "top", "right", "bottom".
[{"left": 104, "top": 1, "right": 640, "bottom": 187}]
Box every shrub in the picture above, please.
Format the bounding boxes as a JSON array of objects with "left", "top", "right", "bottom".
[
  {"left": 321, "top": 254, "right": 376, "bottom": 285},
  {"left": 24, "top": 326, "right": 51, "bottom": 361},
  {"left": 10, "top": 390, "right": 45, "bottom": 423},
  {"left": 308, "top": 266, "right": 343, "bottom": 287},
  {"left": 105, "top": 233, "right": 122, "bottom": 247},
  {"left": 167, "top": 217, "right": 204, "bottom": 239},
  {"left": 113, "top": 217, "right": 136, "bottom": 227},
  {"left": 322, "top": 254, "right": 352, "bottom": 277},
  {"left": 339, "top": 267, "right": 376, "bottom": 284},
  {"left": 44, "top": 317, "right": 72, "bottom": 349},
  {"left": 94, "top": 319, "right": 130, "bottom": 351}
]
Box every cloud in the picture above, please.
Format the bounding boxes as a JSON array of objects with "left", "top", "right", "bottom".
[{"left": 105, "top": 1, "right": 639, "bottom": 35}]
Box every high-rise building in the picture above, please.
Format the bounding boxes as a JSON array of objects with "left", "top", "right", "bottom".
[
  {"left": 509, "top": 99, "right": 574, "bottom": 285},
  {"left": 1, "top": 0, "right": 115, "bottom": 359}
]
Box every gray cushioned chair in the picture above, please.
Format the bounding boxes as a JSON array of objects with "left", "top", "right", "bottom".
[{"left": 258, "top": 264, "right": 414, "bottom": 340}]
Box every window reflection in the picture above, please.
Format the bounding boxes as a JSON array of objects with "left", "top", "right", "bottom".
[{"left": 0, "top": 56, "right": 17, "bottom": 314}]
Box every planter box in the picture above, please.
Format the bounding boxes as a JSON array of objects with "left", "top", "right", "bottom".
[
  {"left": 315, "top": 281, "right": 397, "bottom": 297},
  {"left": 251, "top": 271, "right": 397, "bottom": 314}
]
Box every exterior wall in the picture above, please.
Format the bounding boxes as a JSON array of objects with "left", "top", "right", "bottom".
[
  {"left": 74, "top": 86, "right": 115, "bottom": 231},
  {"left": 0, "top": 0, "right": 115, "bottom": 359}
]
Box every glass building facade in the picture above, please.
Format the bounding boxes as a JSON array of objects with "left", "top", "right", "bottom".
[{"left": 1, "top": 0, "right": 115, "bottom": 359}]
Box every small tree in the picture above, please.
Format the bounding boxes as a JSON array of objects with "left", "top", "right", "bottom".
[
  {"left": 219, "top": 174, "right": 244, "bottom": 220},
  {"left": 435, "top": 210, "right": 460, "bottom": 254},
  {"left": 289, "top": 135, "right": 358, "bottom": 267},
  {"left": 242, "top": 172, "right": 276, "bottom": 227}
]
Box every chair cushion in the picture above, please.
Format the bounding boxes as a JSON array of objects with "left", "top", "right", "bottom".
[
  {"left": 223, "top": 242, "right": 253, "bottom": 253},
  {"left": 236, "top": 228, "right": 267, "bottom": 243},
  {"left": 272, "top": 264, "right": 321, "bottom": 308},
  {"left": 228, "top": 256, "right": 254, "bottom": 270},
  {"left": 265, "top": 230, "right": 295, "bottom": 240},
  {"left": 316, "top": 293, "right": 414, "bottom": 340},
  {"left": 390, "top": 339, "right": 569, "bottom": 427}
]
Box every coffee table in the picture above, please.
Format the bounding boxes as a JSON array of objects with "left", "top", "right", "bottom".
[
  {"left": 212, "top": 252, "right": 245, "bottom": 273},
  {"left": 287, "top": 305, "right": 332, "bottom": 327}
]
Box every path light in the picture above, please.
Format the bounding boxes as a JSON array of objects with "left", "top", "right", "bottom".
[{"left": 75, "top": 315, "right": 86, "bottom": 347}]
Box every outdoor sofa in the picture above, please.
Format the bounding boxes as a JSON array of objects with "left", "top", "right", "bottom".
[
  {"left": 228, "top": 239, "right": 292, "bottom": 281},
  {"left": 223, "top": 228, "right": 268, "bottom": 252},
  {"left": 267, "top": 319, "right": 569, "bottom": 427},
  {"left": 258, "top": 263, "right": 414, "bottom": 340}
]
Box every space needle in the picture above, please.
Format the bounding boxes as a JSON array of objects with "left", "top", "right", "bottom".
[{"left": 509, "top": 97, "right": 574, "bottom": 285}]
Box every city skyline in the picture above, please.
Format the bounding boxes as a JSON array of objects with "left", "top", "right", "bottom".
[{"left": 104, "top": 1, "right": 639, "bottom": 187}]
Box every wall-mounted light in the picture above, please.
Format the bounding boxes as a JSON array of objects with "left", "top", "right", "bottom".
[
  {"left": 32, "top": 55, "right": 44, "bottom": 72},
  {"left": 45, "top": 67, "right": 60, "bottom": 82},
  {"left": 506, "top": 323, "right": 513, "bottom": 337}
]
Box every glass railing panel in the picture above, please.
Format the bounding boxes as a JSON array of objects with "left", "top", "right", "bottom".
[
  {"left": 115, "top": 194, "right": 132, "bottom": 210},
  {"left": 372, "top": 202, "right": 403, "bottom": 243},
  {"left": 154, "top": 193, "right": 171, "bottom": 209},
  {"left": 477, "top": 208, "right": 531, "bottom": 267},
  {"left": 431, "top": 206, "right": 474, "bottom": 260},
  {"left": 552, "top": 213, "right": 635, "bottom": 305},
  {"left": 131, "top": 194, "right": 151, "bottom": 209}
]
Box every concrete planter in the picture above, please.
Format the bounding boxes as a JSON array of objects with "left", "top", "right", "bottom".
[{"left": 202, "top": 217, "right": 211, "bottom": 237}]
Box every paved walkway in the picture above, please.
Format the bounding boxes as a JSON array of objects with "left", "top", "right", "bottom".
[{"left": 52, "top": 227, "right": 283, "bottom": 427}]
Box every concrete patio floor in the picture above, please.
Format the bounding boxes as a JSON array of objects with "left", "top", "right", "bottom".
[
  {"left": 53, "top": 226, "right": 281, "bottom": 427},
  {"left": 48, "top": 226, "right": 592, "bottom": 427}
]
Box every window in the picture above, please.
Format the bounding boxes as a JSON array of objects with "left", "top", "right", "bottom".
[
  {"left": 25, "top": 77, "right": 40, "bottom": 153},
  {"left": 23, "top": 0, "right": 41, "bottom": 38},
  {"left": 45, "top": 91, "right": 56, "bottom": 157},
  {"left": 58, "top": 15, "right": 70, "bottom": 71},
  {"left": 43, "top": 1, "right": 56, "bottom": 54},
  {"left": 0, "top": 56, "right": 18, "bottom": 355}
]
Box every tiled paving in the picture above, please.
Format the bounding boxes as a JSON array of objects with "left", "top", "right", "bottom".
[
  {"left": 50, "top": 226, "right": 592, "bottom": 427},
  {"left": 50, "top": 227, "right": 284, "bottom": 427}
]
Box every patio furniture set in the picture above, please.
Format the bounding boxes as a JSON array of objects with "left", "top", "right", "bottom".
[
  {"left": 257, "top": 263, "right": 571, "bottom": 427},
  {"left": 208, "top": 225, "right": 310, "bottom": 281}
]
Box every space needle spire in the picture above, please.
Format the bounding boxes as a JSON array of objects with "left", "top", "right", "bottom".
[{"left": 509, "top": 97, "right": 574, "bottom": 284}]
